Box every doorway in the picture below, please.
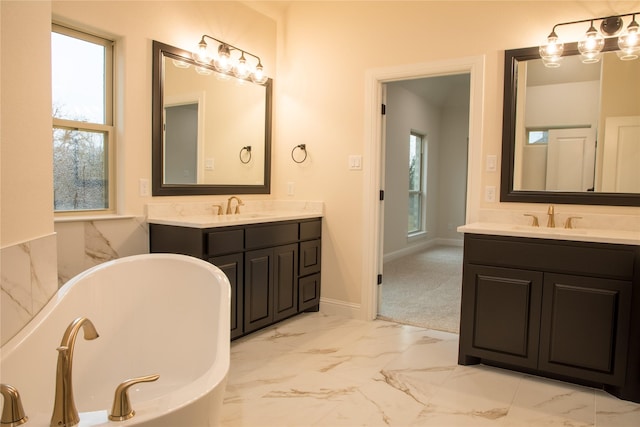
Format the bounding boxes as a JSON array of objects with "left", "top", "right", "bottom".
[
  {"left": 378, "top": 75, "right": 470, "bottom": 332},
  {"left": 361, "top": 56, "right": 485, "bottom": 324}
]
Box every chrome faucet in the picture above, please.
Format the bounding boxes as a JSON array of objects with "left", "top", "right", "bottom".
[
  {"left": 51, "top": 317, "right": 99, "bottom": 427},
  {"left": 1, "top": 384, "right": 28, "bottom": 426},
  {"left": 226, "top": 196, "right": 244, "bottom": 214},
  {"left": 546, "top": 205, "right": 555, "bottom": 228}
]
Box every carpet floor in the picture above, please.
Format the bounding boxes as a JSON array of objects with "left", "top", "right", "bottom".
[{"left": 378, "top": 245, "right": 463, "bottom": 333}]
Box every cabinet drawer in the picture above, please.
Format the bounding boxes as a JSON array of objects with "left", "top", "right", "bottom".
[
  {"left": 246, "top": 222, "right": 298, "bottom": 249},
  {"left": 464, "top": 234, "right": 635, "bottom": 280},
  {"left": 299, "top": 273, "right": 321, "bottom": 312},
  {"left": 207, "top": 229, "right": 244, "bottom": 256},
  {"left": 300, "top": 239, "right": 321, "bottom": 276},
  {"left": 300, "top": 219, "right": 321, "bottom": 240}
]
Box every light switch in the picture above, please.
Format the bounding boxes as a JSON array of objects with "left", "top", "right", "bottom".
[
  {"left": 348, "top": 155, "right": 362, "bottom": 170},
  {"left": 205, "top": 158, "right": 214, "bottom": 171},
  {"left": 485, "top": 185, "right": 496, "bottom": 203},
  {"left": 486, "top": 154, "right": 497, "bottom": 172}
]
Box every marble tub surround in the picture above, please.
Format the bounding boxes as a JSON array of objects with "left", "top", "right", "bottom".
[
  {"left": 146, "top": 200, "right": 324, "bottom": 228},
  {"left": 459, "top": 208, "right": 640, "bottom": 245},
  {"left": 1, "top": 233, "right": 58, "bottom": 345},
  {"left": 221, "top": 312, "right": 640, "bottom": 426}
]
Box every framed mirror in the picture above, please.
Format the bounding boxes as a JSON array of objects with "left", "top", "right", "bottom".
[
  {"left": 152, "top": 40, "right": 272, "bottom": 196},
  {"left": 500, "top": 38, "right": 640, "bottom": 206}
]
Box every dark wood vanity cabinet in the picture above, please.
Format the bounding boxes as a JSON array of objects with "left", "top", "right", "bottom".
[
  {"left": 150, "top": 218, "right": 321, "bottom": 340},
  {"left": 459, "top": 233, "right": 640, "bottom": 403}
]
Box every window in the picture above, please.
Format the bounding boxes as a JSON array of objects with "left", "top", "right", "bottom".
[
  {"left": 408, "top": 132, "right": 426, "bottom": 235},
  {"left": 52, "top": 24, "right": 114, "bottom": 213},
  {"left": 527, "top": 129, "right": 549, "bottom": 144}
]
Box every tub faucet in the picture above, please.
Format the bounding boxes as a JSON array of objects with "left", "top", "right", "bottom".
[
  {"left": 50, "top": 317, "right": 99, "bottom": 427},
  {"left": 226, "top": 196, "right": 244, "bottom": 214},
  {"left": 1, "top": 383, "right": 28, "bottom": 426},
  {"left": 547, "top": 205, "right": 555, "bottom": 228}
]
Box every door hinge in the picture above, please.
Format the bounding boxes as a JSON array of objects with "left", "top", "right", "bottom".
[
  {"left": 379, "top": 190, "right": 384, "bottom": 201},
  {"left": 381, "top": 104, "right": 386, "bottom": 115},
  {"left": 377, "top": 274, "right": 383, "bottom": 285}
]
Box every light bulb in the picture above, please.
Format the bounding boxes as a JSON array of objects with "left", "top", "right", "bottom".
[
  {"left": 578, "top": 22, "right": 604, "bottom": 63},
  {"left": 539, "top": 31, "right": 564, "bottom": 67},
  {"left": 251, "top": 62, "right": 268, "bottom": 84},
  {"left": 233, "top": 53, "right": 251, "bottom": 79},
  {"left": 193, "top": 38, "right": 211, "bottom": 64},
  {"left": 213, "top": 44, "right": 232, "bottom": 73},
  {"left": 618, "top": 16, "right": 639, "bottom": 60}
]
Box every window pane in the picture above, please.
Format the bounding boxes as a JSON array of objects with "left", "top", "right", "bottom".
[
  {"left": 409, "top": 134, "right": 422, "bottom": 191},
  {"left": 527, "top": 130, "right": 548, "bottom": 144},
  {"left": 408, "top": 193, "right": 421, "bottom": 233},
  {"left": 53, "top": 127, "right": 108, "bottom": 211},
  {"left": 52, "top": 32, "right": 105, "bottom": 124}
]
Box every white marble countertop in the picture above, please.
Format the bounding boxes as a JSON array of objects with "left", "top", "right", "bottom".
[
  {"left": 458, "top": 222, "right": 640, "bottom": 246},
  {"left": 146, "top": 200, "right": 324, "bottom": 229}
]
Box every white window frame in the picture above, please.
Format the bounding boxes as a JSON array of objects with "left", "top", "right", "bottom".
[
  {"left": 52, "top": 23, "right": 115, "bottom": 215},
  {"left": 408, "top": 131, "right": 426, "bottom": 237}
]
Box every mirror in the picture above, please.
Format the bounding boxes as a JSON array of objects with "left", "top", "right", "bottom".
[
  {"left": 152, "top": 40, "right": 272, "bottom": 196},
  {"left": 500, "top": 38, "right": 640, "bottom": 206}
]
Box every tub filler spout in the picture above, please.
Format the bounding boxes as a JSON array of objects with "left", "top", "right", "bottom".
[{"left": 50, "top": 317, "right": 99, "bottom": 427}]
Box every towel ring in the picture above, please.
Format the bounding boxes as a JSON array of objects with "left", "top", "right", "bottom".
[
  {"left": 291, "top": 144, "right": 308, "bottom": 164},
  {"left": 239, "top": 146, "right": 252, "bottom": 164}
]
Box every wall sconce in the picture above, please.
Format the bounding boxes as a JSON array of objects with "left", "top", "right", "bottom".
[
  {"left": 540, "top": 12, "right": 639, "bottom": 67},
  {"left": 190, "top": 35, "right": 268, "bottom": 84}
]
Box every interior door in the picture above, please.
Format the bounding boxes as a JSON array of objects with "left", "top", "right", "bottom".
[
  {"left": 601, "top": 116, "right": 640, "bottom": 192},
  {"left": 545, "top": 128, "right": 596, "bottom": 191}
]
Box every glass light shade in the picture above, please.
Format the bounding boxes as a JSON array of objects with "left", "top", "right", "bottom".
[
  {"left": 193, "top": 40, "right": 211, "bottom": 64},
  {"left": 213, "top": 45, "right": 232, "bottom": 73},
  {"left": 172, "top": 59, "right": 191, "bottom": 69},
  {"left": 233, "top": 54, "right": 251, "bottom": 79},
  {"left": 539, "top": 32, "right": 564, "bottom": 66},
  {"left": 195, "top": 66, "right": 212, "bottom": 75},
  {"left": 250, "top": 63, "right": 268, "bottom": 84},
  {"left": 578, "top": 24, "right": 605, "bottom": 63},
  {"left": 618, "top": 18, "right": 640, "bottom": 60}
]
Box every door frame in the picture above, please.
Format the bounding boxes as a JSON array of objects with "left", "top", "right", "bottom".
[{"left": 361, "top": 56, "right": 486, "bottom": 321}]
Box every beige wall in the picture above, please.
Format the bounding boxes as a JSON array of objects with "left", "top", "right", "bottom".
[
  {"left": 1, "top": 1, "right": 54, "bottom": 247},
  {"left": 2, "top": 1, "right": 639, "bottom": 321}
]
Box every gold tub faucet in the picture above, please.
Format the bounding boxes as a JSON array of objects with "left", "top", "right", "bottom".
[{"left": 50, "top": 317, "right": 99, "bottom": 427}]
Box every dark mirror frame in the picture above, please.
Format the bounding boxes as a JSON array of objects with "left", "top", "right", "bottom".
[
  {"left": 152, "top": 40, "right": 272, "bottom": 196},
  {"left": 500, "top": 38, "right": 640, "bottom": 206}
]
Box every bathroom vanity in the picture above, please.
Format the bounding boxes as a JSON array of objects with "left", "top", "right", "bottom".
[
  {"left": 457, "top": 225, "right": 640, "bottom": 403},
  {"left": 147, "top": 203, "right": 322, "bottom": 340}
]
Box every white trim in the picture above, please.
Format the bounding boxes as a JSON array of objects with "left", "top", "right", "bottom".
[
  {"left": 319, "top": 297, "right": 361, "bottom": 319},
  {"left": 362, "top": 56, "right": 485, "bottom": 321}
]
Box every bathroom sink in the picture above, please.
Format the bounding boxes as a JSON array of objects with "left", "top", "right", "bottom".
[{"left": 511, "top": 225, "right": 589, "bottom": 235}]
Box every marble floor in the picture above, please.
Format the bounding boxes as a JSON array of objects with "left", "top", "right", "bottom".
[{"left": 220, "top": 312, "right": 640, "bottom": 426}]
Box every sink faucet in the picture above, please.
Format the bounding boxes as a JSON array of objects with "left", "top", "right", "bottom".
[
  {"left": 547, "top": 205, "right": 555, "bottom": 228},
  {"left": 51, "top": 317, "right": 99, "bottom": 427},
  {"left": 1, "top": 384, "right": 28, "bottom": 426},
  {"left": 226, "top": 196, "right": 244, "bottom": 214}
]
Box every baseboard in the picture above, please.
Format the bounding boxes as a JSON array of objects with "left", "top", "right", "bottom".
[
  {"left": 383, "top": 238, "right": 463, "bottom": 263},
  {"left": 319, "top": 297, "right": 361, "bottom": 319}
]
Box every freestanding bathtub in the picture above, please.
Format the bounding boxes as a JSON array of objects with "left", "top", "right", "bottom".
[{"left": 1, "top": 253, "right": 230, "bottom": 426}]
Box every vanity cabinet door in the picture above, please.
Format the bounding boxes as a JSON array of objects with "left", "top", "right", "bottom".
[
  {"left": 244, "top": 247, "right": 275, "bottom": 333},
  {"left": 459, "top": 264, "right": 543, "bottom": 369},
  {"left": 539, "top": 273, "right": 631, "bottom": 386},
  {"left": 210, "top": 253, "right": 244, "bottom": 340},
  {"left": 244, "top": 243, "right": 299, "bottom": 333},
  {"left": 273, "top": 244, "right": 299, "bottom": 322}
]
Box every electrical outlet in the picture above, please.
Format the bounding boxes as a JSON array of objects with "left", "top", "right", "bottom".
[
  {"left": 287, "top": 182, "right": 295, "bottom": 196},
  {"left": 485, "top": 185, "right": 496, "bottom": 203}
]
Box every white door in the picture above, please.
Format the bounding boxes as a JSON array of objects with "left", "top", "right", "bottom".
[
  {"left": 601, "top": 116, "right": 640, "bottom": 193},
  {"left": 546, "top": 128, "right": 596, "bottom": 191}
]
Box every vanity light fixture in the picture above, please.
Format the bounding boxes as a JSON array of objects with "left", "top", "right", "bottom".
[
  {"left": 540, "top": 11, "right": 640, "bottom": 67},
  {"left": 192, "top": 35, "right": 268, "bottom": 84}
]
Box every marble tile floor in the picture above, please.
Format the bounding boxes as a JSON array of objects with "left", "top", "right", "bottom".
[{"left": 220, "top": 312, "right": 640, "bottom": 426}]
